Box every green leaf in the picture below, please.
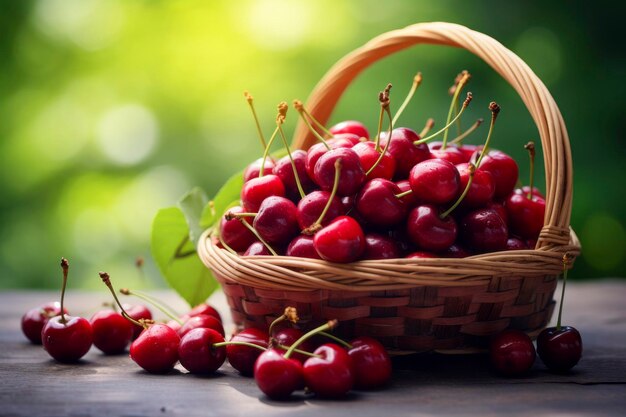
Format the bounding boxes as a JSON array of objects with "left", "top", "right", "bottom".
[
  {"left": 151, "top": 207, "right": 218, "bottom": 307},
  {"left": 178, "top": 187, "right": 209, "bottom": 247},
  {"left": 200, "top": 170, "right": 244, "bottom": 229}
]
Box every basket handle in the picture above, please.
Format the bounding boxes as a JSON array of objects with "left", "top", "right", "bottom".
[{"left": 292, "top": 22, "right": 574, "bottom": 250}]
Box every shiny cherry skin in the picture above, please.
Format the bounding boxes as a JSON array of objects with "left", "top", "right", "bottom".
[
  {"left": 406, "top": 205, "right": 457, "bottom": 252},
  {"left": 130, "top": 323, "right": 180, "bottom": 374},
  {"left": 409, "top": 159, "right": 461, "bottom": 205},
  {"left": 296, "top": 190, "right": 343, "bottom": 230},
  {"left": 240, "top": 174, "right": 285, "bottom": 212},
  {"left": 304, "top": 343, "right": 353, "bottom": 398},
  {"left": 406, "top": 250, "right": 437, "bottom": 259},
  {"left": 123, "top": 304, "right": 153, "bottom": 340},
  {"left": 188, "top": 302, "right": 222, "bottom": 322},
  {"left": 314, "top": 216, "right": 366, "bottom": 263},
  {"left": 395, "top": 179, "right": 420, "bottom": 208},
  {"left": 363, "top": 233, "right": 401, "bottom": 260},
  {"left": 329, "top": 120, "right": 369, "bottom": 139},
  {"left": 506, "top": 192, "right": 546, "bottom": 240},
  {"left": 178, "top": 327, "right": 226, "bottom": 374},
  {"left": 305, "top": 139, "right": 353, "bottom": 181},
  {"left": 456, "top": 162, "right": 495, "bottom": 208},
  {"left": 178, "top": 314, "right": 225, "bottom": 338},
  {"left": 272, "top": 327, "right": 314, "bottom": 364},
  {"left": 243, "top": 241, "right": 271, "bottom": 256},
  {"left": 314, "top": 148, "right": 365, "bottom": 197},
  {"left": 286, "top": 235, "right": 321, "bottom": 259},
  {"left": 226, "top": 328, "right": 269, "bottom": 376},
  {"left": 273, "top": 150, "right": 316, "bottom": 200},
  {"left": 477, "top": 150, "right": 519, "bottom": 200},
  {"left": 506, "top": 237, "right": 528, "bottom": 250},
  {"left": 21, "top": 302, "right": 67, "bottom": 344},
  {"left": 519, "top": 185, "right": 545, "bottom": 199},
  {"left": 220, "top": 206, "right": 256, "bottom": 252},
  {"left": 332, "top": 132, "right": 362, "bottom": 146},
  {"left": 348, "top": 337, "right": 392, "bottom": 389},
  {"left": 430, "top": 146, "right": 466, "bottom": 165},
  {"left": 537, "top": 326, "right": 582, "bottom": 372},
  {"left": 459, "top": 143, "right": 482, "bottom": 161},
  {"left": 460, "top": 208, "right": 508, "bottom": 253},
  {"left": 352, "top": 141, "right": 396, "bottom": 180},
  {"left": 90, "top": 310, "right": 133, "bottom": 355},
  {"left": 253, "top": 196, "right": 299, "bottom": 245},
  {"left": 41, "top": 315, "right": 93, "bottom": 363},
  {"left": 490, "top": 329, "right": 536, "bottom": 376},
  {"left": 356, "top": 178, "right": 407, "bottom": 227},
  {"left": 243, "top": 157, "right": 275, "bottom": 183},
  {"left": 379, "top": 127, "right": 431, "bottom": 178},
  {"left": 254, "top": 348, "right": 304, "bottom": 399}
]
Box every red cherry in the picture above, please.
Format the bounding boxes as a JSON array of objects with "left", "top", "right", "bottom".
[
  {"left": 430, "top": 146, "right": 466, "bottom": 165},
  {"left": 409, "top": 159, "right": 461, "bottom": 205},
  {"left": 21, "top": 302, "right": 67, "bottom": 344},
  {"left": 459, "top": 143, "right": 482, "bottom": 160},
  {"left": 130, "top": 323, "right": 180, "bottom": 374},
  {"left": 178, "top": 327, "right": 226, "bottom": 374},
  {"left": 314, "top": 148, "right": 365, "bottom": 197},
  {"left": 363, "top": 233, "right": 401, "bottom": 260},
  {"left": 395, "top": 179, "right": 420, "bottom": 208},
  {"left": 439, "top": 243, "right": 470, "bottom": 258},
  {"left": 329, "top": 120, "right": 369, "bottom": 139},
  {"left": 243, "top": 157, "right": 275, "bottom": 183},
  {"left": 460, "top": 208, "right": 508, "bottom": 253},
  {"left": 188, "top": 303, "right": 222, "bottom": 322},
  {"left": 123, "top": 304, "right": 153, "bottom": 341},
  {"left": 303, "top": 343, "right": 353, "bottom": 398},
  {"left": 254, "top": 349, "right": 304, "bottom": 400},
  {"left": 355, "top": 179, "right": 407, "bottom": 227},
  {"left": 286, "top": 235, "right": 321, "bottom": 259},
  {"left": 305, "top": 140, "right": 352, "bottom": 181},
  {"left": 506, "top": 237, "right": 528, "bottom": 250},
  {"left": 253, "top": 196, "right": 299, "bottom": 245},
  {"left": 477, "top": 150, "right": 519, "bottom": 200},
  {"left": 537, "top": 326, "right": 582, "bottom": 372},
  {"left": 490, "top": 329, "right": 536, "bottom": 376},
  {"left": 41, "top": 315, "right": 93, "bottom": 363},
  {"left": 406, "top": 205, "right": 457, "bottom": 252},
  {"left": 313, "top": 216, "right": 366, "bottom": 263},
  {"left": 178, "top": 314, "right": 225, "bottom": 338},
  {"left": 220, "top": 206, "right": 256, "bottom": 252},
  {"left": 273, "top": 150, "right": 316, "bottom": 200},
  {"left": 456, "top": 162, "right": 495, "bottom": 208},
  {"left": 505, "top": 192, "right": 546, "bottom": 240},
  {"left": 348, "top": 337, "right": 392, "bottom": 389},
  {"left": 272, "top": 327, "right": 314, "bottom": 364},
  {"left": 296, "top": 190, "right": 342, "bottom": 230},
  {"left": 240, "top": 174, "right": 285, "bottom": 212},
  {"left": 379, "top": 127, "right": 431, "bottom": 178},
  {"left": 331, "top": 132, "right": 362, "bottom": 146},
  {"left": 226, "top": 328, "right": 269, "bottom": 376},
  {"left": 90, "top": 310, "right": 133, "bottom": 355},
  {"left": 243, "top": 241, "right": 271, "bottom": 256},
  {"left": 406, "top": 251, "right": 437, "bottom": 259},
  {"left": 518, "top": 185, "right": 544, "bottom": 199},
  {"left": 352, "top": 141, "right": 396, "bottom": 180}
]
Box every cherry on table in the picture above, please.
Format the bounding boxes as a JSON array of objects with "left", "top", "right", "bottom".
[
  {"left": 303, "top": 343, "right": 353, "bottom": 398},
  {"left": 272, "top": 327, "right": 314, "bottom": 364},
  {"left": 21, "top": 301, "right": 67, "bottom": 344},
  {"left": 254, "top": 348, "right": 304, "bottom": 400},
  {"left": 178, "top": 314, "right": 225, "bottom": 338},
  {"left": 226, "top": 328, "right": 269, "bottom": 376},
  {"left": 123, "top": 304, "right": 152, "bottom": 340},
  {"left": 90, "top": 309, "right": 133, "bottom": 355},
  {"left": 489, "top": 329, "right": 536, "bottom": 376},
  {"left": 178, "top": 327, "right": 226, "bottom": 374},
  {"left": 188, "top": 302, "right": 222, "bottom": 322},
  {"left": 130, "top": 323, "right": 181, "bottom": 374},
  {"left": 348, "top": 336, "right": 392, "bottom": 390}
]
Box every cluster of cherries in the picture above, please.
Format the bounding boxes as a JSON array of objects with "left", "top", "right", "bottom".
[
  {"left": 219, "top": 72, "right": 546, "bottom": 263},
  {"left": 21, "top": 258, "right": 391, "bottom": 400}
]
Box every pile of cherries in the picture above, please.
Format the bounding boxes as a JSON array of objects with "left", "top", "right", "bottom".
[{"left": 219, "top": 73, "right": 546, "bottom": 263}]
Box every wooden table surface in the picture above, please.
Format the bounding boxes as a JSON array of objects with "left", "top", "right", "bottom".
[{"left": 1, "top": 281, "right": 625, "bottom": 417}]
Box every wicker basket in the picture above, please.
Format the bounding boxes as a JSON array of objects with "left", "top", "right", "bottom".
[{"left": 198, "top": 22, "right": 581, "bottom": 352}]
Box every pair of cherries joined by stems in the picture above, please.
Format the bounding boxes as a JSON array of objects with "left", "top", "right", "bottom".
[
  {"left": 222, "top": 71, "right": 546, "bottom": 265},
  {"left": 490, "top": 254, "right": 582, "bottom": 375}
]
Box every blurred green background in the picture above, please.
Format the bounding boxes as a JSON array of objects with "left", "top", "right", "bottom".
[{"left": 1, "top": 0, "right": 624, "bottom": 290}]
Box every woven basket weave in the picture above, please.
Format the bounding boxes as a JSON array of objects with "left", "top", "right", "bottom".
[{"left": 198, "top": 22, "right": 581, "bottom": 352}]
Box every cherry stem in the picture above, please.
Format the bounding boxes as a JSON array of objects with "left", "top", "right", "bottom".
[
  {"left": 449, "top": 118, "right": 484, "bottom": 145},
  {"left": 213, "top": 341, "right": 267, "bottom": 351},
  {"left": 367, "top": 86, "right": 393, "bottom": 176},
  {"left": 225, "top": 212, "right": 257, "bottom": 220},
  {"left": 525, "top": 141, "right": 536, "bottom": 200},
  {"left": 318, "top": 331, "right": 352, "bottom": 349},
  {"left": 374, "top": 84, "right": 392, "bottom": 152},
  {"left": 268, "top": 306, "right": 299, "bottom": 347},
  {"left": 119, "top": 288, "right": 183, "bottom": 325},
  {"left": 303, "top": 158, "right": 342, "bottom": 235},
  {"left": 217, "top": 233, "right": 238, "bottom": 255},
  {"left": 276, "top": 344, "right": 322, "bottom": 358},
  {"left": 415, "top": 92, "right": 473, "bottom": 145},
  {"left": 293, "top": 100, "right": 331, "bottom": 150},
  {"left": 440, "top": 163, "right": 476, "bottom": 219},
  {"left": 293, "top": 100, "right": 334, "bottom": 138},
  {"left": 259, "top": 127, "right": 279, "bottom": 177},
  {"left": 557, "top": 254, "right": 571, "bottom": 331},
  {"left": 236, "top": 218, "right": 278, "bottom": 256},
  {"left": 99, "top": 272, "right": 151, "bottom": 329},
  {"left": 395, "top": 189, "right": 413, "bottom": 199},
  {"left": 59, "top": 257, "right": 69, "bottom": 325},
  {"left": 392, "top": 73, "right": 422, "bottom": 126},
  {"left": 244, "top": 91, "right": 267, "bottom": 150},
  {"left": 284, "top": 320, "right": 338, "bottom": 359},
  {"left": 442, "top": 71, "right": 470, "bottom": 150},
  {"left": 418, "top": 118, "right": 435, "bottom": 138},
  {"left": 474, "top": 102, "right": 501, "bottom": 168},
  {"left": 277, "top": 116, "right": 306, "bottom": 199}
]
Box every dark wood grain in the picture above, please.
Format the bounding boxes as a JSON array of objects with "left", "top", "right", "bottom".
[{"left": 1, "top": 281, "right": 625, "bottom": 417}]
